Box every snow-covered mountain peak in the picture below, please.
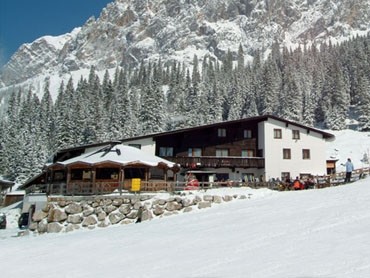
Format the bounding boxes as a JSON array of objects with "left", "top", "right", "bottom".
[{"left": 1, "top": 0, "right": 370, "bottom": 95}]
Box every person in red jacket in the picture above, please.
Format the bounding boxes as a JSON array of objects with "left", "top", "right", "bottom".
[{"left": 293, "top": 177, "right": 304, "bottom": 190}]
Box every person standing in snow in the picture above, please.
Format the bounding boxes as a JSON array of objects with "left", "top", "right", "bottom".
[
  {"left": 344, "top": 158, "right": 354, "bottom": 183},
  {"left": 136, "top": 206, "right": 144, "bottom": 223}
]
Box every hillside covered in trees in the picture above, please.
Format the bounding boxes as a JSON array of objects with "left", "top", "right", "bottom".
[{"left": 1, "top": 34, "right": 370, "bottom": 184}]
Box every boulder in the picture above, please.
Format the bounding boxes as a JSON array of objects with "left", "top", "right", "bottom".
[
  {"left": 166, "top": 201, "right": 182, "bottom": 211},
  {"left": 82, "top": 215, "right": 97, "bottom": 227},
  {"left": 94, "top": 206, "right": 103, "bottom": 214},
  {"left": 67, "top": 214, "right": 82, "bottom": 224},
  {"left": 153, "top": 205, "right": 164, "bottom": 216},
  {"left": 118, "top": 204, "right": 131, "bottom": 215},
  {"left": 57, "top": 200, "right": 68, "bottom": 208},
  {"left": 82, "top": 207, "right": 94, "bottom": 217},
  {"left": 37, "top": 219, "right": 48, "bottom": 233},
  {"left": 47, "top": 222, "right": 63, "bottom": 233},
  {"left": 223, "top": 195, "right": 233, "bottom": 202},
  {"left": 203, "top": 195, "right": 213, "bottom": 202},
  {"left": 28, "top": 222, "right": 38, "bottom": 231},
  {"left": 126, "top": 210, "right": 138, "bottom": 219},
  {"left": 65, "top": 203, "right": 82, "bottom": 214},
  {"left": 133, "top": 201, "right": 142, "bottom": 210},
  {"left": 103, "top": 199, "right": 113, "bottom": 206},
  {"left": 65, "top": 224, "right": 75, "bottom": 233},
  {"left": 213, "top": 195, "right": 222, "bottom": 203},
  {"left": 141, "top": 209, "right": 153, "bottom": 221},
  {"left": 32, "top": 210, "right": 48, "bottom": 222},
  {"left": 120, "top": 219, "right": 133, "bottom": 225},
  {"left": 183, "top": 207, "right": 193, "bottom": 213},
  {"left": 97, "top": 211, "right": 107, "bottom": 221},
  {"left": 123, "top": 198, "right": 131, "bottom": 204},
  {"left": 48, "top": 208, "right": 67, "bottom": 222},
  {"left": 109, "top": 212, "right": 125, "bottom": 224},
  {"left": 182, "top": 198, "right": 193, "bottom": 207},
  {"left": 103, "top": 205, "right": 117, "bottom": 214},
  {"left": 112, "top": 198, "right": 123, "bottom": 206},
  {"left": 198, "top": 201, "right": 211, "bottom": 209},
  {"left": 193, "top": 196, "right": 202, "bottom": 204},
  {"left": 97, "top": 219, "right": 110, "bottom": 228}
]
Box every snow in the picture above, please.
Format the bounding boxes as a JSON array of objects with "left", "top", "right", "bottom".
[
  {"left": 1, "top": 130, "right": 370, "bottom": 277},
  {"left": 1, "top": 181, "right": 370, "bottom": 277},
  {"left": 326, "top": 129, "right": 370, "bottom": 172},
  {"left": 58, "top": 144, "right": 177, "bottom": 168}
]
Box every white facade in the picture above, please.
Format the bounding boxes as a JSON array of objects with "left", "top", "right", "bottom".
[
  {"left": 120, "top": 116, "right": 332, "bottom": 182},
  {"left": 259, "top": 118, "right": 329, "bottom": 181},
  {"left": 122, "top": 137, "right": 156, "bottom": 154}
]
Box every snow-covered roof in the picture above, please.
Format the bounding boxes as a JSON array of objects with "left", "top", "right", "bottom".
[{"left": 55, "top": 144, "right": 178, "bottom": 169}]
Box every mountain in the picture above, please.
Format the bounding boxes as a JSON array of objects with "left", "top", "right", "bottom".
[{"left": 1, "top": 0, "right": 370, "bottom": 95}]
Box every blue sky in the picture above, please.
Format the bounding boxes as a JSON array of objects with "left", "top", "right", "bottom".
[{"left": 0, "top": 0, "right": 113, "bottom": 67}]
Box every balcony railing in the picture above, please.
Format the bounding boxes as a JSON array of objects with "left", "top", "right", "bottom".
[{"left": 162, "top": 156, "right": 265, "bottom": 169}]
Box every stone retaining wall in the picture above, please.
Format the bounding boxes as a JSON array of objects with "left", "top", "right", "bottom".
[{"left": 28, "top": 193, "right": 249, "bottom": 234}]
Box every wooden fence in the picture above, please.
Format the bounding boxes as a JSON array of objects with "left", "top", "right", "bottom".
[{"left": 24, "top": 167, "right": 370, "bottom": 195}]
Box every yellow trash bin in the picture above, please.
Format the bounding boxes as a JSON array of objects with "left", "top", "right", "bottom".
[{"left": 131, "top": 178, "right": 141, "bottom": 192}]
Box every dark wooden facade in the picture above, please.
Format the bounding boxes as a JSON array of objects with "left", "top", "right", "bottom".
[{"left": 153, "top": 120, "right": 264, "bottom": 169}]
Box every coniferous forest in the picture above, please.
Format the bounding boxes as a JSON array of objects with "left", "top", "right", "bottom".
[{"left": 1, "top": 35, "right": 370, "bottom": 184}]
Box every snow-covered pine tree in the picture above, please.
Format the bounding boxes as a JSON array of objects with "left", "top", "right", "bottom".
[
  {"left": 324, "top": 61, "right": 349, "bottom": 130},
  {"left": 54, "top": 79, "right": 75, "bottom": 149},
  {"left": 227, "top": 74, "right": 244, "bottom": 120},
  {"left": 356, "top": 74, "right": 370, "bottom": 131}
]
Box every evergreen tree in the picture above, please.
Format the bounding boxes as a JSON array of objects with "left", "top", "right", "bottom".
[
  {"left": 40, "top": 79, "right": 55, "bottom": 154},
  {"left": 227, "top": 74, "right": 244, "bottom": 120},
  {"left": 356, "top": 74, "right": 370, "bottom": 131}
]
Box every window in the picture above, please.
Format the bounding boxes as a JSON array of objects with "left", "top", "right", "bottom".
[
  {"left": 159, "top": 147, "right": 173, "bottom": 157},
  {"left": 129, "top": 144, "right": 141, "bottom": 149},
  {"left": 242, "top": 149, "right": 254, "bottom": 157},
  {"left": 96, "top": 168, "right": 119, "bottom": 180},
  {"left": 244, "top": 129, "right": 252, "bottom": 139},
  {"left": 292, "top": 130, "right": 300, "bottom": 140},
  {"left": 283, "top": 148, "right": 291, "bottom": 159},
  {"left": 274, "top": 129, "right": 282, "bottom": 139},
  {"left": 188, "top": 148, "right": 202, "bottom": 157},
  {"left": 216, "top": 149, "right": 229, "bottom": 157},
  {"left": 302, "top": 149, "right": 310, "bottom": 159},
  {"left": 218, "top": 128, "right": 226, "bottom": 137},
  {"left": 53, "top": 171, "right": 65, "bottom": 181}
]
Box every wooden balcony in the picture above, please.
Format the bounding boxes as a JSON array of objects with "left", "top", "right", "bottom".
[{"left": 162, "top": 156, "right": 265, "bottom": 169}]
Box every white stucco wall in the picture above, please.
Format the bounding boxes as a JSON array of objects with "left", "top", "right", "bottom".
[
  {"left": 122, "top": 138, "right": 156, "bottom": 154},
  {"left": 259, "top": 118, "right": 328, "bottom": 180}
]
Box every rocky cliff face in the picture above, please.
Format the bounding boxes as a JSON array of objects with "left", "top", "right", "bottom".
[{"left": 1, "top": 0, "right": 370, "bottom": 90}]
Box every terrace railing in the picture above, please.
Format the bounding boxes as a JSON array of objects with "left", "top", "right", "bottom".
[{"left": 162, "top": 156, "right": 265, "bottom": 169}]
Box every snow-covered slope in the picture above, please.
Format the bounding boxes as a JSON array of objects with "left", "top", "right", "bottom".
[
  {"left": 326, "top": 129, "right": 370, "bottom": 172},
  {"left": 1, "top": 0, "right": 370, "bottom": 97},
  {"left": 1, "top": 181, "right": 370, "bottom": 277}
]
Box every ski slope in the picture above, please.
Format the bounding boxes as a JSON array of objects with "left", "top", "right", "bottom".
[{"left": 1, "top": 179, "right": 370, "bottom": 278}]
